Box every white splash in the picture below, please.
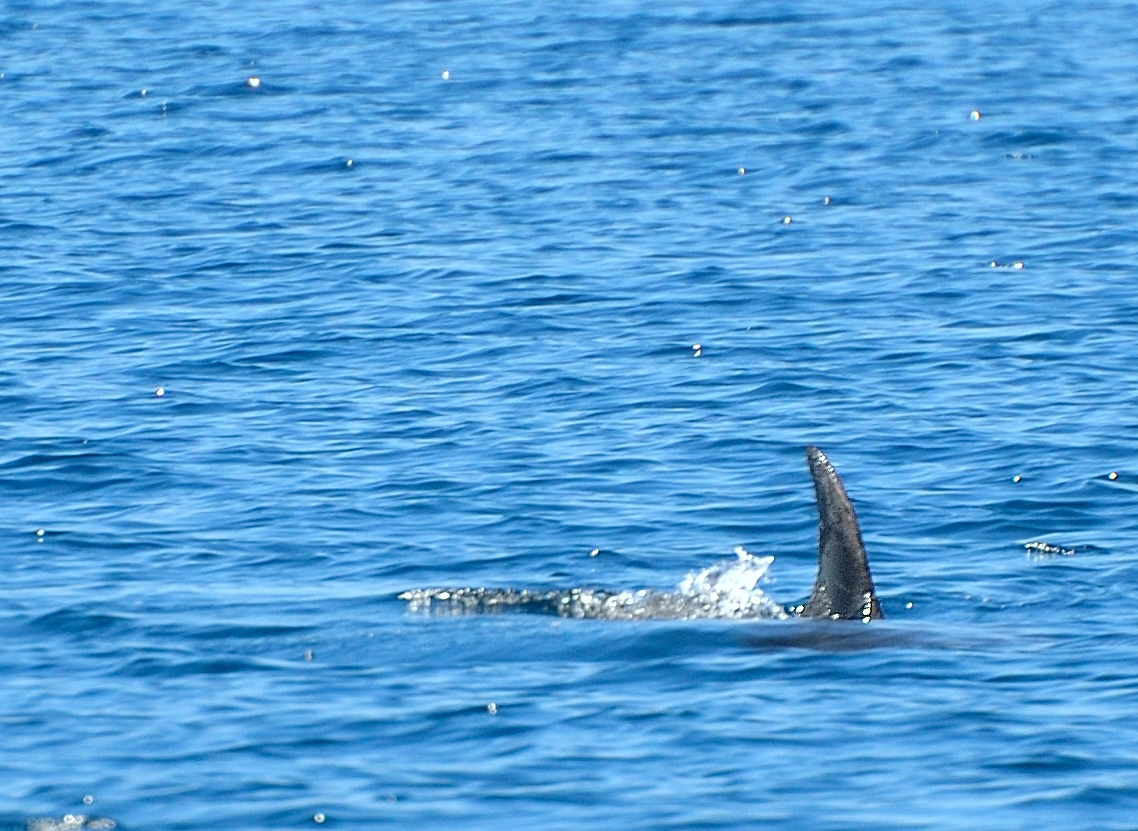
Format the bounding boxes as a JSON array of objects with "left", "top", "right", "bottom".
[
  {"left": 402, "top": 546, "right": 789, "bottom": 620},
  {"left": 675, "top": 546, "right": 788, "bottom": 619}
]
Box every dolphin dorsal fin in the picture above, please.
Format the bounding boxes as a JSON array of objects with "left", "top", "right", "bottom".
[{"left": 801, "top": 446, "right": 883, "bottom": 621}]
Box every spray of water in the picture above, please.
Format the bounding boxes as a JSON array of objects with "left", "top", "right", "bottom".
[{"left": 401, "top": 546, "right": 788, "bottom": 620}]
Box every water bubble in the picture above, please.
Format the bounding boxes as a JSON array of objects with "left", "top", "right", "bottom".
[
  {"left": 83, "top": 796, "right": 93, "bottom": 805},
  {"left": 313, "top": 813, "right": 325, "bottom": 824}
]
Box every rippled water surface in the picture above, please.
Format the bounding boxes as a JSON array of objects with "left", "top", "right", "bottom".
[{"left": 5, "top": 1, "right": 1138, "bottom": 828}]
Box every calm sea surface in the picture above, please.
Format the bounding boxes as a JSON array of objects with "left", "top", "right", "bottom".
[{"left": 5, "top": 1, "right": 1138, "bottom": 828}]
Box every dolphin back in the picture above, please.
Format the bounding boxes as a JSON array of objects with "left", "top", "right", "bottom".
[{"left": 801, "top": 446, "right": 883, "bottom": 621}]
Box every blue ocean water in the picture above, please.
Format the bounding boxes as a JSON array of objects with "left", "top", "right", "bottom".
[{"left": 4, "top": 0, "right": 1138, "bottom": 827}]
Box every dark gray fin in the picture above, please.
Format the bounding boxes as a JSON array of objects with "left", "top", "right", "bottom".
[{"left": 800, "top": 446, "right": 883, "bottom": 621}]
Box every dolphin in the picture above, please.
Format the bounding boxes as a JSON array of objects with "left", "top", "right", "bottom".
[{"left": 400, "top": 446, "right": 883, "bottom": 622}]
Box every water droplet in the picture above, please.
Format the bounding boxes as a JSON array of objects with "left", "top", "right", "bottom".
[
  {"left": 737, "top": 167, "right": 746, "bottom": 175},
  {"left": 1109, "top": 471, "right": 1119, "bottom": 480},
  {"left": 155, "top": 387, "right": 165, "bottom": 396},
  {"left": 781, "top": 215, "right": 792, "bottom": 225},
  {"left": 589, "top": 548, "right": 600, "bottom": 557},
  {"left": 246, "top": 75, "right": 261, "bottom": 88},
  {"left": 970, "top": 110, "right": 982, "bottom": 120},
  {"left": 313, "top": 813, "right": 325, "bottom": 824},
  {"left": 441, "top": 69, "right": 451, "bottom": 80},
  {"left": 1012, "top": 475, "right": 1022, "bottom": 483},
  {"left": 487, "top": 702, "right": 498, "bottom": 714}
]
